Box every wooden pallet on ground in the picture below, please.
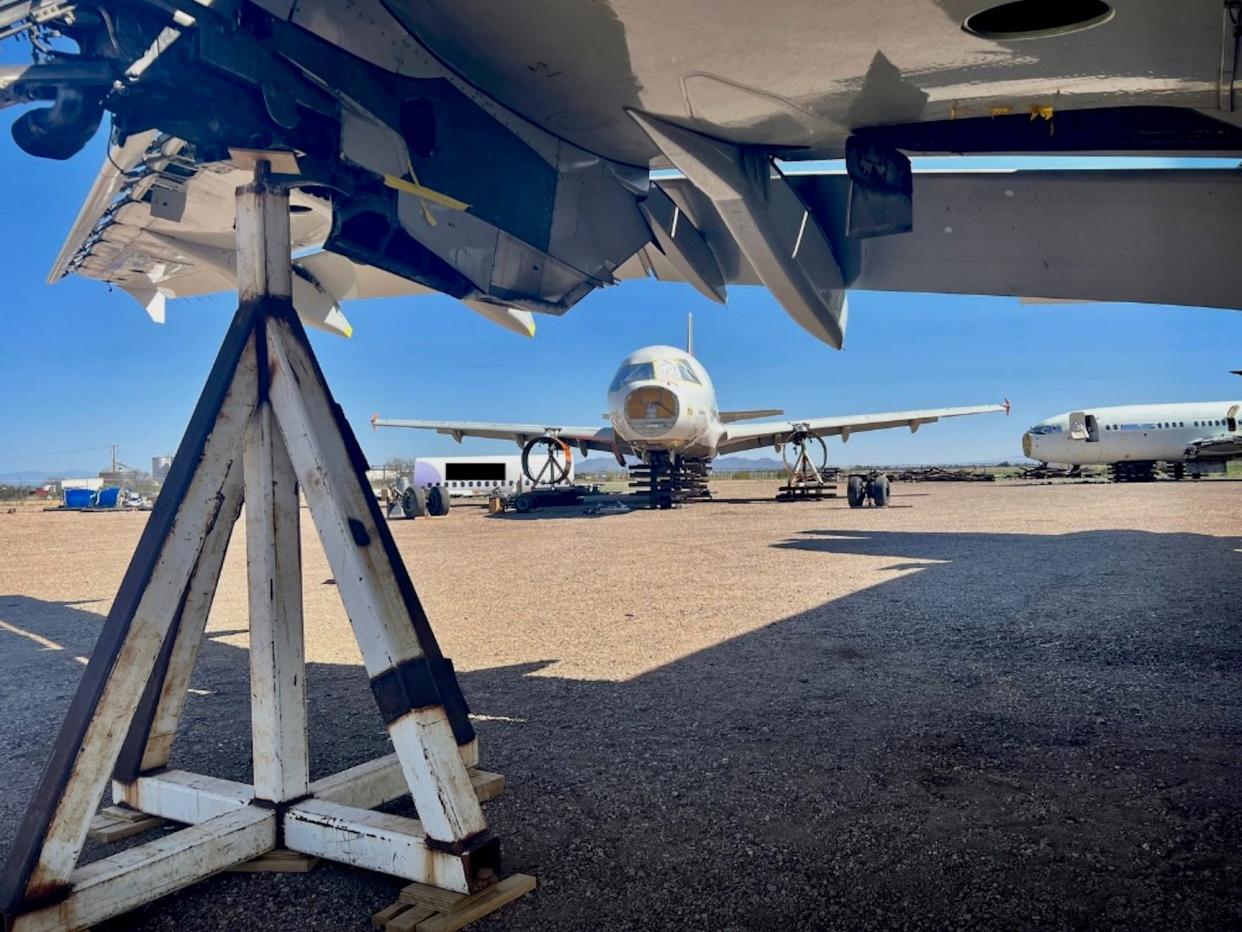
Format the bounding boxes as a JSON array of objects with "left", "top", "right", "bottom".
[
  {"left": 87, "top": 805, "right": 167, "bottom": 843},
  {"left": 373, "top": 874, "right": 536, "bottom": 932},
  {"left": 229, "top": 848, "right": 320, "bottom": 873}
]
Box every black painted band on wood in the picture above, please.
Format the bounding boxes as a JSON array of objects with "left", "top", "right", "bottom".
[
  {"left": 424, "top": 830, "right": 502, "bottom": 892},
  {"left": 423, "top": 827, "right": 495, "bottom": 857},
  {"left": 264, "top": 306, "right": 476, "bottom": 747},
  {"left": 0, "top": 299, "right": 266, "bottom": 913},
  {"left": 249, "top": 794, "right": 311, "bottom": 813},
  {"left": 255, "top": 313, "right": 270, "bottom": 405},
  {"left": 117, "top": 434, "right": 245, "bottom": 782},
  {"left": 249, "top": 796, "right": 312, "bottom": 848},
  {"left": 431, "top": 656, "right": 475, "bottom": 747},
  {"left": 348, "top": 517, "right": 370, "bottom": 546},
  {"left": 370, "top": 656, "right": 442, "bottom": 723},
  {"left": 1, "top": 880, "right": 71, "bottom": 923},
  {"left": 113, "top": 582, "right": 189, "bottom": 781}
]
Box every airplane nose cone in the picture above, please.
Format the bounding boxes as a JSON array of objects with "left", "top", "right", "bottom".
[
  {"left": 624, "top": 385, "right": 679, "bottom": 436},
  {"left": 1022, "top": 432, "right": 1033, "bottom": 458}
]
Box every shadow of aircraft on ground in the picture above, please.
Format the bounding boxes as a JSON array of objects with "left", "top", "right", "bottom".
[{"left": 1, "top": 524, "right": 1239, "bottom": 930}]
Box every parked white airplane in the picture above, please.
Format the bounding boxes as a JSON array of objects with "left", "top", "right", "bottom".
[
  {"left": 372, "top": 344, "right": 1006, "bottom": 507},
  {"left": 1023, "top": 402, "right": 1242, "bottom": 480}
]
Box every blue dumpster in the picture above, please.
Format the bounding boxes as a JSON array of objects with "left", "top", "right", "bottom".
[{"left": 64, "top": 488, "right": 96, "bottom": 508}]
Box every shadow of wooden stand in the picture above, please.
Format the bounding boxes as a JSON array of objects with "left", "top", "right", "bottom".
[{"left": 0, "top": 157, "right": 531, "bottom": 931}]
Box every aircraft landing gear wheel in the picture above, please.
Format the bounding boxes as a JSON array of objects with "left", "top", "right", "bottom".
[
  {"left": 426, "top": 485, "right": 451, "bottom": 516},
  {"left": 780, "top": 430, "right": 829, "bottom": 486},
  {"left": 513, "top": 492, "right": 535, "bottom": 514},
  {"left": 869, "top": 474, "right": 891, "bottom": 507},
  {"left": 522, "top": 435, "right": 572, "bottom": 486},
  {"left": 401, "top": 486, "right": 426, "bottom": 518},
  {"left": 847, "top": 475, "right": 866, "bottom": 508}
]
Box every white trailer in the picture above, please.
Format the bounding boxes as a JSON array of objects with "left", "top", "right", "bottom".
[
  {"left": 411, "top": 454, "right": 573, "bottom": 498},
  {"left": 392, "top": 453, "right": 575, "bottom": 518}
]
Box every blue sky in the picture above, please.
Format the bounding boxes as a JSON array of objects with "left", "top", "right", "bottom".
[{"left": 1, "top": 105, "right": 1240, "bottom": 478}]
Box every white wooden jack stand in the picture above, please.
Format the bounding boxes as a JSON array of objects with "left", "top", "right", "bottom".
[{"left": 0, "top": 163, "right": 520, "bottom": 932}]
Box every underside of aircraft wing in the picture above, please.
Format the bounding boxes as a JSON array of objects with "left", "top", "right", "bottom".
[
  {"left": 5, "top": 0, "right": 1242, "bottom": 350},
  {"left": 717, "top": 404, "right": 1007, "bottom": 455},
  {"left": 1184, "top": 435, "right": 1242, "bottom": 460},
  {"left": 370, "top": 416, "right": 617, "bottom": 454},
  {"left": 47, "top": 134, "right": 537, "bottom": 338},
  {"left": 620, "top": 169, "right": 1242, "bottom": 314}
]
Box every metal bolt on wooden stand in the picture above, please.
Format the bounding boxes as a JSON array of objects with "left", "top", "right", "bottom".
[{"left": 0, "top": 157, "right": 531, "bottom": 932}]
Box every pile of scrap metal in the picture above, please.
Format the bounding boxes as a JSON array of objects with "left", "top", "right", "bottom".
[
  {"left": 1016, "top": 464, "right": 1085, "bottom": 480},
  {"left": 890, "top": 466, "right": 996, "bottom": 482}
]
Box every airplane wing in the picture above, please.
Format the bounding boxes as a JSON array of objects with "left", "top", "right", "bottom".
[
  {"left": 617, "top": 169, "right": 1242, "bottom": 315},
  {"left": 370, "top": 417, "right": 619, "bottom": 456},
  {"left": 48, "top": 133, "right": 537, "bottom": 338},
  {"left": 1184, "top": 435, "right": 1242, "bottom": 460},
  {"left": 6, "top": 1, "right": 1242, "bottom": 352},
  {"left": 719, "top": 409, "right": 783, "bottom": 424},
  {"left": 716, "top": 404, "right": 1008, "bottom": 455}
]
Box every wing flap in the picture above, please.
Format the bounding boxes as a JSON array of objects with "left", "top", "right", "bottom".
[
  {"left": 718, "top": 404, "right": 1006, "bottom": 455},
  {"left": 622, "top": 169, "right": 1242, "bottom": 313},
  {"left": 370, "top": 417, "right": 616, "bottom": 453},
  {"left": 1184, "top": 435, "right": 1242, "bottom": 459},
  {"left": 51, "top": 135, "right": 536, "bottom": 338},
  {"left": 719, "top": 408, "right": 784, "bottom": 423}
]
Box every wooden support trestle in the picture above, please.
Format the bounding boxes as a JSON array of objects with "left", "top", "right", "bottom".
[{"left": 0, "top": 160, "right": 526, "bottom": 931}]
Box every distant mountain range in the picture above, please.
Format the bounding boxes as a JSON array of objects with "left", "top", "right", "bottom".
[{"left": 0, "top": 469, "right": 96, "bottom": 485}]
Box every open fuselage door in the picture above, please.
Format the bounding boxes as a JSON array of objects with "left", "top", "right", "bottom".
[{"left": 1067, "top": 412, "right": 1100, "bottom": 443}]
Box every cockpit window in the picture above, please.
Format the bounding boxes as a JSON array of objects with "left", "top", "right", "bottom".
[
  {"left": 609, "top": 358, "right": 701, "bottom": 391},
  {"left": 1027, "top": 423, "right": 1061, "bottom": 435},
  {"left": 609, "top": 362, "right": 655, "bottom": 392},
  {"left": 658, "top": 360, "right": 701, "bottom": 384}
]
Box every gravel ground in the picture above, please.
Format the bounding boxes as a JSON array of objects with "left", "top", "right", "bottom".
[{"left": 1, "top": 479, "right": 1240, "bottom": 930}]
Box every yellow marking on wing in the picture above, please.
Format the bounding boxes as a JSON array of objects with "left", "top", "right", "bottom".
[{"left": 382, "top": 174, "right": 470, "bottom": 213}]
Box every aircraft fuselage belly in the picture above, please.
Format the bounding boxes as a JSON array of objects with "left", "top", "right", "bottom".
[{"left": 376, "top": 0, "right": 1233, "bottom": 163}]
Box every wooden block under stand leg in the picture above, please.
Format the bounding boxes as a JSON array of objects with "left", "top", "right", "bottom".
[
  {"left": 386, "top": 905, "right": 437, "bottom": 931},
  {"left": 468, "top": 769, "right": 505, "bottom": 803},
  {"left": 416, "top": 875, "right": 536, "bottom": 932},
  {"left": 229, "top": 848, "right": 320, "bottom": 873},
  {"left": 87, "top": 805, "right": 168, "bottom": 843},
  {"left": 372, "top": 902, "right": 412, "bottom": 928},
  {"left": 380, "top": 874, "right": 535, "bottom": 931},
  {"left": 373, "top": 903, "right": 437, "bottom": 930}
]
